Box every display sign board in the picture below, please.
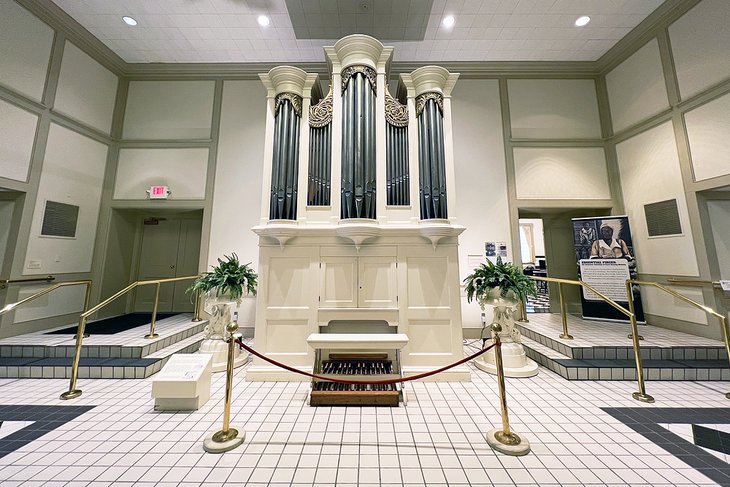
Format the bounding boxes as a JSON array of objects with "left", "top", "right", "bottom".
[{"left": 572, "top": 216, "right": 644, "bottom": 323}]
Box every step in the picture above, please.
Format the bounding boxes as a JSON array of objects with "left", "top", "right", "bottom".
[
  {"left": 515, "top": 320, "right": 729, "bottom": 362},
  {"left": 0, "top": 329, "right": 206, "bottom": 379},
  {"left": 521, "top": 335, "right": 730, "bottom": 381},
  {"left": 0, "top": 314, "right": 207, "bottom": 360}
]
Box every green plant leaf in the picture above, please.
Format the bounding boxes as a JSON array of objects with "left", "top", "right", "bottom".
[
  {"left": 186, "top": 253, "right": 258, "bottom": 299},
  {"left": 463, "top": 256, "right": 537, "bottom": 303}
]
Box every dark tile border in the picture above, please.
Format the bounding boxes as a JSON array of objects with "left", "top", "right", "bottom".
[
  {"left": 0, "top": 405, "right": 94, "bottom": 457},
  {"left": 602, "top": 407, "right": 730, "bottom": 486}
]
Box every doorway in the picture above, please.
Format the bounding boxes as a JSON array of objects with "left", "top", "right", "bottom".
[
  {"left": 518, "top": 218, "right": 549, "bottom": 313},
  {"left": 133, "top": 212, "right": 202, "bottom": 313},
  {"left": 99, "top": 208, "right": 203, "bottom": 317},
  {"left": 701, "top": 192, "right": 730, "bottom": 331},
  {"left": 519, "top": 208, "right": 612, "bottom": 315}
]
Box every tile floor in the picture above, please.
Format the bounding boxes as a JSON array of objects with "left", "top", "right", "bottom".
[{"left": 0, "top": 342, "right": 729, "bottom": 486}]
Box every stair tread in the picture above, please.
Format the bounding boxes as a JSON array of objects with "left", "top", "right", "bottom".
[{"left": 0, "top": 357, "right": 160, "bottom": 366}]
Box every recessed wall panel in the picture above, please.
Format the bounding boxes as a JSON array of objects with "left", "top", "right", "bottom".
[
  {"left": 616, "top": 121, "right": 698, "bottom": 276},
  {"left": 114, "top": 148, "right": 208, "bottom": 200},
  {"left": 0, "top": 100, "right": 39, "bottom": 182},
  {"left": 513, "top": 147, "right": 610, "bottom": 200},
  {"left": 24, "top": 123, "right": 108, "bottom": 275},
  {"left": 684, "top": 93, "right": 730, "bottom": 182},
  {"left": 606, "top": 39, "right": 669, "bottom": 133},
  {"left": 406, "top": 257, "right": 449, "bottom": 308},
  {"left": 123, "top": 81, "right": 215, "bottom": 140},
  {"left": 669, "top": 0, "right": 730, "bottom": 99},
  {"left": 508, "top": 79, "right": 601, "bottom": 139},
  {"left": 265, "top": 320, "right": 310, "bottom": 353},
  {"left": 406, "top": 320, "right": 452, "bottom": 354},
  {"left": 267, "top": 257, "right": 310, "bottom": 308},
  {"left": 54, "top": 42, "right": 118, "bottom": 134},
  {"left": 0, "top": 2, "right": 53, "bottom": 101}
]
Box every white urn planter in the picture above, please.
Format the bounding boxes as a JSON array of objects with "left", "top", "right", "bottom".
[
  {"left": 474, "top": 288, "right": 538, "bottom": 378},
  {"left": 198, "top": 293, "right": 249, "bottom": 372}
]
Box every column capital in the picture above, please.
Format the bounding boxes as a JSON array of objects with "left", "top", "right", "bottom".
[
  {"left": 259, "top": 66, "right": 318, "bottom": 98},
  {"left": 401, "top": 66, "right": 460, "bottom": 98}
]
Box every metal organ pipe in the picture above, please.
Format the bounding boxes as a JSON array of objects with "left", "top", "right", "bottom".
[
  {"left": 341, "top": 70, "right": 376, "bottom": 219},
  {"left": 270, "top": 96, "right": 301, "bottom": 220},
  {"left": 417, "top": 95, "right": 447, "bottom": 220}
]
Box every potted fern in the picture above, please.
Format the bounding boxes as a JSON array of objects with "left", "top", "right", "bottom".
[
  {"left": 188, "top": 253, "right": 257, "bottom": 301},
  {"left": 463, "top": 257, "right": 539, "bottom": 378},
  {"left": 463, "top": 256, "right": 536, "bottom": 308},
  {"left": 189, "top": 253, "right": 257, "bottom": 372}
]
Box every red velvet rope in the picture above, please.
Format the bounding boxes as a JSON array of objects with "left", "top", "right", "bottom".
[{"left": 234, "top": 338, "right": 499, "bottom": 385}]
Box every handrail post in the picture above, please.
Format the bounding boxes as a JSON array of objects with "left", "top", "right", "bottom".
[
  {"left": 558, "top": 283, "right": 572, "bottom": 339},
  {"left": 719, "top": 316, "right": 730, "bottom": 400},
  {"left": 193, "top": 289, "right": 202, "bottom": 322},
  {"left": 145, "top": 283, "right": 161, "bottom": 339},
  {"left": 625, "top": 281, "right": 654, "bottom": 403},
  {"left": 203, "top": 322, "right": 245, "bottom": 453},
  {"left": 485, "top": 323, "right": 530, "bottom": 456},
  {"left": 60, "top": 316, "right": 87, "bottom": 400}
]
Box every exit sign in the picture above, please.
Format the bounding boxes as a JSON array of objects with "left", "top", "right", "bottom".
[{"left": 148, "top": 185, "right": 170, "bottom": 200}]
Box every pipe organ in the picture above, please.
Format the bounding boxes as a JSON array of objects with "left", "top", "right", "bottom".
[{"left": 250, "top": 35, "right": 468, "bottom": 384}]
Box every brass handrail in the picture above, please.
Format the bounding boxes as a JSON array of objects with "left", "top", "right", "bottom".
[
  {"left": 0, "top": 275, "right": 55, "bottom": 289},
  {"left": 529, "top": 275, "right": 654, "bottom": 403},
  {"left": 60, "top": 274, "right": 202, "bottom": 401},
  {"left": 628, "top": 279, "right": 730, "bottom": 400},
  {"left": 0, "top": 280, "right": 92, "bottom": 317},
  {"left": 667, "top": 277, "right": 722, "bottom": 289}
]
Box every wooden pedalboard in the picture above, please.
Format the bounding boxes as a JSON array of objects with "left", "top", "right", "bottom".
[{"left": 310, "top": 353, "right": 400, "bottom": 407}]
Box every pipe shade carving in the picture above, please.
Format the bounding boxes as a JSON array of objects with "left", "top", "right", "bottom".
[
  {"left": 270, "top": 97, "right": 301, "bottom": 220},
  {"left": 386, "top": 91, "right": 409, "bottom": 206},
  {"left": 417, "top": 94, "right": 447, "bottom": 219},
  {"left": 341, "top": 71, "right": 376, "bottom": 219}
]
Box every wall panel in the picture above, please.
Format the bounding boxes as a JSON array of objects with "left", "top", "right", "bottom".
[
  {"left": 0, "top": 1, "right": 53, "bottom": 102},
  {"left": 606, "top": 39, "right": 669, "bottom": 133},
  {"left": 514, "top": 147, "right": 610, "bottom": 200},
  {"left": 54, "top": 42, "right": 118, "bottom": 134},
  {"left": 0, "top": 100, "right": 39, "bottom": 182},
  {"left": 669, "top": 0, "right": 730, "bottom": 99},
  {"left": 684, "top": 92, "right": 730, "bottom": 182},
  {"left": 24, "top": 123, "right": 107, "bottom": 275},
  {"left": 616, "top": 122, "right": 698, "bottom": 277},
  {"left": 508, "top": 79, "right": 601, "bottom": 139},
  {"left": 114, "top": 148, "right": 208, "bottom": 200},
  {"left": 123, "top": 81, "right": 215, "bottom": 139}
]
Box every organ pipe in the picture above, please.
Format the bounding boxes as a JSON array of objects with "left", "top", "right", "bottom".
[
  {"left": 385, "top": 91, "right": 409, "bottom": 206},
  {"left": 270, "top": 93, "right": 302, "bottom": 220},
  {"left": 417, "top": 93, "right": 447, "bottom": 219}
]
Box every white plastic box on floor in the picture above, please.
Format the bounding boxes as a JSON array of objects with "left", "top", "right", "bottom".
[{"left": 151, "top": 353, "right": 212, "bottom": 410}]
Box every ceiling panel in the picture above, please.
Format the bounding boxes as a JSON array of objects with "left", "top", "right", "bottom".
[{"left": 49, "top": 0, "right": 666, "bottom": 63}]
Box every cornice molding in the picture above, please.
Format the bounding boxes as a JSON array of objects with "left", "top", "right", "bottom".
[
  {"left": 15, "top": 0, "right": 126, "bottom": 76},
  {"left": 596, "top": 0, "right": 702, "bottom": 75},
  {"left": 17, "top": 0, "right": 696, "bottom": 82}
]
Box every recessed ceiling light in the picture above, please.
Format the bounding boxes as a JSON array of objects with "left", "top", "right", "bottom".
[
  {"left": 442, "top": 15, "right": 455, "bottom": 28},
  {"left": 257, "top": 15, "right": 270, "bottom": 27},
  {"left": 122, "top": 16, "right": 137, "bottom": 26},
  {"left": 575, "top": 16, "right": 591, "bottom": 27}
]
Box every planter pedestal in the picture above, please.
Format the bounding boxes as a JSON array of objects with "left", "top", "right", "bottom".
[
  {"left": 198, "top": 296, "right": 248, "bottom": 372},
  {"left": 474, "top": 290, "right": 538, "bottom": 378}
]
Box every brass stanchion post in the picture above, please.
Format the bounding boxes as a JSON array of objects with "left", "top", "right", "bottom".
[
  {"left": 145, "top": 283, "right": 161, "bottom": 339},
  {"left": 625, "top": 281, "right": 654, "bottom": 403},
  {"left": 517, "top": 298, "right": 528, "bottom": 323},
  {"left": 558, "top": 283, "right": 573, "bottom": 339},
  {"left": 60, "top": 316, "right": 87, "bottom": 400},
  {"left": 193, "top": 289, "right": 202, "bottom": 322},
  {"left": 485, "top": 323, "right": 531, "bottom": 456},
  {"left": 203, "top": 322, "right": 245, "bottom": 453}
]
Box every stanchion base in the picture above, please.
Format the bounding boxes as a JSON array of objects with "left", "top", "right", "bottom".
[
  {"left": 60, "top": 389, "right": 82, "bottom": 400},
  {"left": 203, "top": 427, "right": 245, "bottom": 453},
  {"left": 559, "top": 334, "right": 574, "bottom": 340},
  {"left": 486, "top": 428, "right": 530, "bottom": 456},
  {"left": 144, "top": 333, "right": 159, "bottom": 339},
  {"left": 632, "top": 392, "right": 655, "bottom": 403},
  {"left": 628, "top": 334, "right": 644, "bottom": 341}
]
